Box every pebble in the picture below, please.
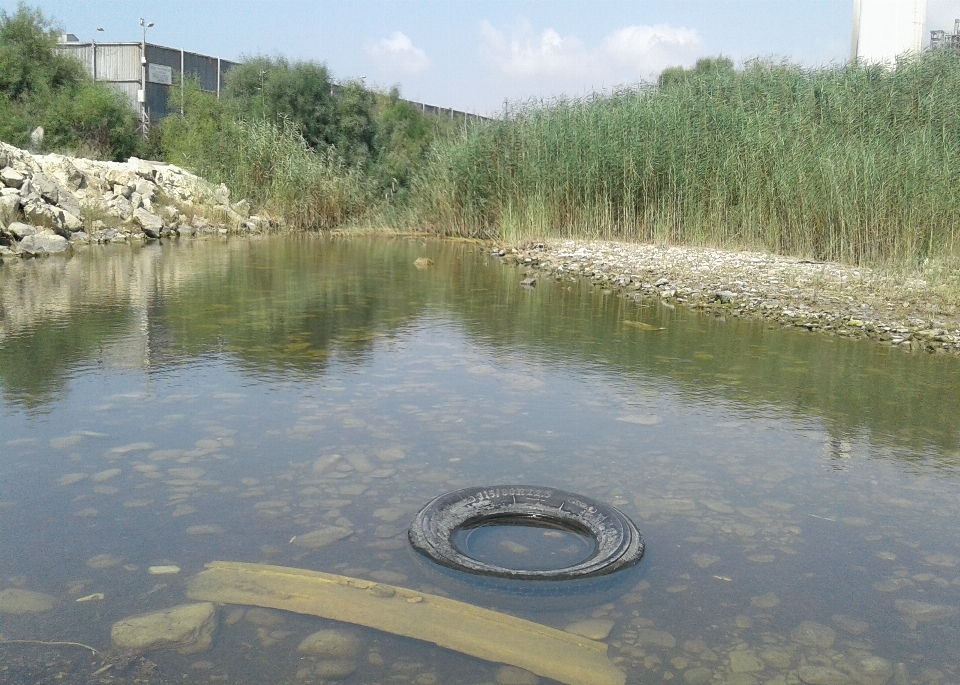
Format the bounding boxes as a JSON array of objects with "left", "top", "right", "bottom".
[{"left": 148, "top": 565, "right": 181, "bottom": 575}]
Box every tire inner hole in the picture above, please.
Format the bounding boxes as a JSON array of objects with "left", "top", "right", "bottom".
[{"left": 452, "top": 515, "right": 597, "bottom": 571}]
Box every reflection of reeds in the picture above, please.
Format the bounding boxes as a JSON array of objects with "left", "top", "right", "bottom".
[{"left": 408, "top": 53, "right": 960, "bottom": 271}]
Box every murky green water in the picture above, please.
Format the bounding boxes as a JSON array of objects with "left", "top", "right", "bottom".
[{"left": 1, "top": 236, "right": 958, "bottom": 685}]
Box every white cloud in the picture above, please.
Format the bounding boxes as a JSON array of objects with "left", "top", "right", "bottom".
[
  {"left": 369, "top": 31, "right": 430, "bottom": 75},
  {"left": 479, "top": 20, "right": 586, "bottom": 78},
  {"left": 480, "top": 20, "right": 702, "bottom": 88},
  {"left": 602, "top": 25, "right": 701, "bottom": 70}
]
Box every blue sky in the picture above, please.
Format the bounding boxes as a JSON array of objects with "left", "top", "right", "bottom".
[{"left": 14, "top": 1, "right": 960, "bottom": 115}]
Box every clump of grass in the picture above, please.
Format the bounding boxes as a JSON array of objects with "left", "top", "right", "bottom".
[
  {"left": 407, "top": 52, "right": 960, "bottom": 272},
  {"left": 161, "top": 79, "right": 369, "bottom": 230},
  {"left": 229, "top": 117, "right": 369, "bottom": 230}
]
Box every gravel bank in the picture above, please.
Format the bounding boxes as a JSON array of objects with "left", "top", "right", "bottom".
[{"left": 499, "top": 240, "right": 960, "bottom": 356}]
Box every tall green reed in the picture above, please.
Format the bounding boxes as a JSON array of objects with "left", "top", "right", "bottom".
[{"left": 409, "top": 52, "right": 960, "bottom": 268}]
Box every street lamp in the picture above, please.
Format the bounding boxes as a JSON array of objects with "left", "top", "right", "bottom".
[
  {"left": 92, "top": 28, "right": 103, "bottom": 82},
  {"left": 139, "top": 18, "right": 154, "bottom": 136}
]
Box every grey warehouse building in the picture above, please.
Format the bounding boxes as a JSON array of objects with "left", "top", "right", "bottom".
[{"left": 56, "top": 35, "right": 237, "bottom": 129}]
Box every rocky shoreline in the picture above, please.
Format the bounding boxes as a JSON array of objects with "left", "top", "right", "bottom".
[
  {"left": 499, "top": 240, "right": 960, "bottom": 356},
  {"left": 4, "top": 141, "right": 959, "bottom": 357},
  {"left": 0, "top": 142, "right": 270, "bottom": 259}
]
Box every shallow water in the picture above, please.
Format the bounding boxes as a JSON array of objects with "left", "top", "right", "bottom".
[{"left": 1, "top": 236, "right": 958, "bottom": 685}]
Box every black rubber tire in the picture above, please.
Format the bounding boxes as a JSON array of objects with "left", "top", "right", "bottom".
[{"left": 408, "top": 485, "right": 644, "bottom": 581}]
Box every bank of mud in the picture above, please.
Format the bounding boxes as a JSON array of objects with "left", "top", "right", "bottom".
[{"left": 497, "top": 240, "right": 960, "bottom": 356}]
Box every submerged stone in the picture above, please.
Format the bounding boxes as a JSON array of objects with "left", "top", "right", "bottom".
[
  {"left": 0, "top": 588, "right": 55, "bottom": 614},
  {"left": 297, "top": 629, "right": 362, "bottom": 659},
  {"left": 894, "top": 599, "right": 957, "bottom": 623},
  {"left": 790, "top": 621, "right": 836, "bottom": 648},
  {"left": 852, "top": 656, "right": 894, "bottom": 685},
  {"left": 636, "top": 628, "right": 677, "bottom": 649},
  {"left": 832, "top": 614, "right": 869, "bottom": 635},
  {"left": 565, "top": 619, "right": 615, "bottom": 641},
  {"left": 87, "top": 553, "right": 124, "bottom": 569},
  {"left": 110, "top": 602, "right": 217, "bottom": 654},
  {"left": 728, "top": 650, "right": 764, "bottom": 673},
  {"left": 750, "top": 592, "right": 780, "bottom": 609},
  {"left": 293, "top": 525, "right": 353, "bottom": 549},
  {"left": 313, "top": 659, "right": 358, "bottom": 679},
  {"left": 798, "top": 665, "right": 851, "bottom": 685},
  {"left": 496, "top": 665, "right": 540, "bottom": 685},
  {"left": 684, "top": 667, "right": 713, "bottom": 685}
]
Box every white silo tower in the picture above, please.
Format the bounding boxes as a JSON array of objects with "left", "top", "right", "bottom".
[{"left": 851, "top": 0, "right": 928, "bottom": 63}]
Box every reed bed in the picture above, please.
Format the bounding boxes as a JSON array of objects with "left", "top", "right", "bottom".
[
  {"left": 409, "top": 52, "right": 960, "bottom": 268},
  {"left": 229, "top": 118, "right": 369, "bottom": 230}
]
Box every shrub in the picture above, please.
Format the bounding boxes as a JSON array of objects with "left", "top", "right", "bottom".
[{"left": 0, "top": 3, "right": 138, "bottom": 159}]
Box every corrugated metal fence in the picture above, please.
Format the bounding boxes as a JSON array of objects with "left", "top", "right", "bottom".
[{"left": 55, "top": 41, "right": 237, "bottom": 123}]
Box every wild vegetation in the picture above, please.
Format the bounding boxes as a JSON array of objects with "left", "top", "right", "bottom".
[
  {"left": 156, "top": 57, "right": 452, "bottom": 229},
  {"left": 0, "top": 4, "right": 138, "bottom": 160},
  {"left": 5, "top": 1, "right": 960, "bottom": 278},
  {"left": 407, "top": 53, "right": 960, "bottom": 273}
]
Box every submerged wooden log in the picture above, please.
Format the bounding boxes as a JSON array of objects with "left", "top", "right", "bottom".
[{"left": 186, "top": 561, "right": 625, "bottom": 685}]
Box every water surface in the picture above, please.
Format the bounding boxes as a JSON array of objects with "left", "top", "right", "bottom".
[{"left": 1, "top": 236, "right": 958, "bottom": 684}]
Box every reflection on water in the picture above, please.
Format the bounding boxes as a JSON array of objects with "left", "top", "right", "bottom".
[{"left": 1, "top": 236, "right": 959, "bottom": 684}]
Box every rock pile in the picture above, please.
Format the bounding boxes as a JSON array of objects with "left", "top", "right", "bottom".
[{"left": 0, "top": 141, "right": 271, "bottom": 259}]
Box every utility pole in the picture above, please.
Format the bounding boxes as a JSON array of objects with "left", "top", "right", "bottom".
[
  {"left": 92, "top": 27, "right": 103, "bottom": 81},
  {"left": 139, "top": 18, "right": 154, "bottom": 138}
]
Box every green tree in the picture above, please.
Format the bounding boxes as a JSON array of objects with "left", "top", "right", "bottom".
[{"left": 0, "top": 3, "right": 138, "bottom": 159}]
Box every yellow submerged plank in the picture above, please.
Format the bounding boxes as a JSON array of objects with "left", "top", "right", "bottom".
[{"left": 186, "top": 561, "right": 625, "bottom": 685}]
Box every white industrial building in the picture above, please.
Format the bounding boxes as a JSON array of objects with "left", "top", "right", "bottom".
[{"left": 851, "top": 0, "right": 928, "bottom": 63}]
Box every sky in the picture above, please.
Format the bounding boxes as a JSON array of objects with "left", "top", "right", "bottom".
[{"left": 12, "top": 1, "right": 960, "bottom": 116}]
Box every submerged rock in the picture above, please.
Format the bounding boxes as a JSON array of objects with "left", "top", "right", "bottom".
[
  {"left": 292, "top": 525, "right": 353, "bottom": 549},
  {"left": 851, "top": 656, "right": 894, "bottom": 685},
  {"left": 111, "top": 602, "right": 217, "bottom": 654},
  {"left": 565, "top": 619, "right": 615, "bottom": 641},
  {"left": 496, "top": 665, "right": 540, "bottom": 685},
  {"left": 832, "top": 614, "right": 869, "bottom": 635},
  {"left": 297, "top": 629, "right": 362, "bottom": 659},
  {"left": 894, "top": 599, "right": 957, "bottom": 624},
  {"left": 791, "top": 621, "right": 836, "bottom": 648},
  {"left": 798, "top": 664, "right": 851, "bottom": 685},
  {"left": 0, "top": 588, "right": 55, "bottom": 614},
  {"left": 313, "top": 659, "right": 358, "bottom": 679}
]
